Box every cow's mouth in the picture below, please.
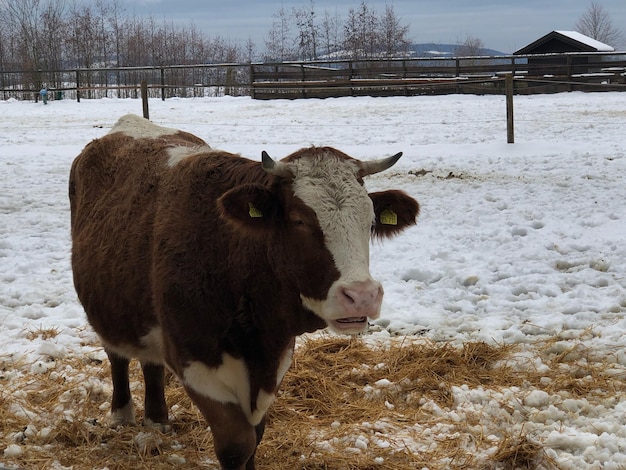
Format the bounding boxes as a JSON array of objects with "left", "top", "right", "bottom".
[{"left": 332, "top": 316, "right": 368, "bottom": 332}]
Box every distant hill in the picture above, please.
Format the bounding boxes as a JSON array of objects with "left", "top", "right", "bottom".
[
  {"left": 410, "top": 43, "right": 506, "bottom": 57},
  {"left": 317, "top": 43, "right": 507, "bottom": 61}
]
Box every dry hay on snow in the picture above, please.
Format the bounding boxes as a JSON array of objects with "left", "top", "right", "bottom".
[{"left": 1, "top": 330, "right": 624, "bottom": 470}]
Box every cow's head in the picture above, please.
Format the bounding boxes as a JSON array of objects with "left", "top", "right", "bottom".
[{"left": 218, "top": 147, "right": 419, "bottom": 334}]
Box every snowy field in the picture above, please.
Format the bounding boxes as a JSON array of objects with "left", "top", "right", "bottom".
[{"left": 1, "top": 91, "right": 625, "bottom": 468}]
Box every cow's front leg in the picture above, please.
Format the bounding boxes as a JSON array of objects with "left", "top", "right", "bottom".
[
  {"left": 185, "top": 388, "right": 258, "bottom": 470},
  {"left": 246, "top": 417, "right": 266, "bottom": 470}
]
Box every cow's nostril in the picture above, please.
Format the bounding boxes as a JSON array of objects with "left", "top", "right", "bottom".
[
  {"left": 373, "top": 286, "right": 382, "bottom": 304},
  {"left": 338, "top": 282, "right": 383, "bottom": 311},
  {"left": 340, "top": 287, "right": 356, "bottom": 305}
]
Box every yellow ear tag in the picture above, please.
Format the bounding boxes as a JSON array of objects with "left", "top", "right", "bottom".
[
  {"left": 248, "top": 202, "right": 263, "bottom": 218},
  {"left": 380, "top": 208, "right": 398, "bottom": 226}
]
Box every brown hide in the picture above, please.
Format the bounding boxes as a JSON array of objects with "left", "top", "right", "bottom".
[{"left": 70, "top": 128, "right": 328, "bottom": 367}]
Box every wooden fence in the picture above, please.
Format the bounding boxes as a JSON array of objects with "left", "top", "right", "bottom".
[
  {"left": 1, "top": 52, "right": 624, "bottom": 102},
  {"left": 250, "top": 52, "right": 626, "bottom": 99},
  {"left": 0, "top": 63, "right": 249, "bottom": 102}
]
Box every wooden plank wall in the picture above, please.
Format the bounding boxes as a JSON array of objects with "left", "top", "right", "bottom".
[{"left": 250, "top": 53, "right": 626, "bottom": 99}]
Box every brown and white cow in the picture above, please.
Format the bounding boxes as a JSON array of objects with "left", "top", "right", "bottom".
[{"left": 69, "top": 114, "right": 419, "bottom": 469}]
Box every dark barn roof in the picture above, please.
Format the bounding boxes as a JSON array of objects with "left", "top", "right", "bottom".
[{"left": 515, "top": 30, "right": 615, "bottom": 55}]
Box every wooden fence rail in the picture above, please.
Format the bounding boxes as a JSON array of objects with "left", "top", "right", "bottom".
[
  {"left": 1, "top": 52, "right": 624, "bottom": 102},
  {"left": 250, "top": 52, "right": 626, "bottom": 99}
]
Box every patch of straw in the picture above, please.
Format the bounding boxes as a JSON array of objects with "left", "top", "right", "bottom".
[{"left": 1, "top": 333, "right": 623, "bottom": 469}]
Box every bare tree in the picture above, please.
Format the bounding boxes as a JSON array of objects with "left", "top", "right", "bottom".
[
  {"left": 0, "top": 6, "right": 14, "bottom": 95},
  {"left": 343, "top": 1, "right": 379, "bottom": 59},
  {"left": 66, "top": 3, "right": 103, "bottom": 68},
  {"left": 293, "top": 0, "right": 319, "bottom": 61},
  {"left": 94, "top": 0, "right": 126, "bottom": 96},
  {"left": 575, "top": 1, "right": 623, "bottom": 47},
  {"left": 124, "top": 15, "right": 148, "bottom": 67},
  {"left": 379, "top": 4, "right": 411, "bottom": 57},
  {"left": 209, "top": 36, "right": 241, "bottom": 63},
  {"left": 39, "top": 0, "right": 67, "bottom": 72},
  {"left": 99, "top": 0, "right": 124, "bottom": 67},
  {"left": 5, "top": 0, "right": 42, "bottom": 72},
  {"left": 320, "top": 9, "right": 341, "bottom": 58},
  {"left": 455, "top": 34, "right": 484, "bottom": 57},
  {"left": 261, "top": 2, "right": 414, "bottom": 61},
  {"left": 244, "top": 37, "right": 256, "bottom": 63},
  {"left": 0, "top": 0, "right": 253, "bottom": 100},
  {"left": 0, "top": 3, "right": 21, "bottom": 71},
  {"left": 264, "top": 6, "right": 293, "bottom": 61},
  {"left": 4, "top": 0, "right": 67, "bottom": 88},
  {"left": 146, "top": 16, "right": 175, "bottom": 66}
]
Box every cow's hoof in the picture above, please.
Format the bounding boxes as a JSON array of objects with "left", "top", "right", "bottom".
[
  {"left": 143, "top": 418, "right": 172, "bottom": 433},
  {"left": 110, "top": 402, "right": 136, "bottom": 426}
]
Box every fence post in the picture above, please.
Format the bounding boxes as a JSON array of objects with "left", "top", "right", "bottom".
[
  {"left": 505, "top": 74, "right": 514, "bottom": 144},
  {"left": 349, "top": 61, "right": 354, "bottom": 96},
  {"left": 226, "top": 67, "right": 234, "bottom": 96},
  {"left": 402, "top": 59, "right": 409, "bottom": 96},
  {"left": 141, "top": 80, "right": 149, "bottom": 120},
  {"left": 75, "top": 70, "right": 80, "bottom": 103},
  {"left": 249, "top": 64, "right": 256, "bottom": 99},
  {"left": 161, "top": 68, "right": 166, "bottom": 101}
]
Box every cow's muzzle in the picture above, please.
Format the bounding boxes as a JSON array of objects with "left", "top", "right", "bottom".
[{"left": 331, "top": 280, "right": 383, "bottom": 333}]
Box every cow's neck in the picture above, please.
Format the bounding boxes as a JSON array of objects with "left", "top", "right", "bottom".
[{"left": 231, "top": 280, "right": 326, "bottom": 344}]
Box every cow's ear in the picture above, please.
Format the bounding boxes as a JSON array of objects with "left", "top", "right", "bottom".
[
  {"left": 370, "top": 190, "right": 420, "bottom": 239},
  {"left": 218, "top": 184, "right": 281, "bottom": 234}
]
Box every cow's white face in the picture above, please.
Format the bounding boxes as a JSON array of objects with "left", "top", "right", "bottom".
[
  {"left": 285, "top": 152, "right": 383, "bottom": 333},
  {"left": 219, "top": 147, "right": 417, "bottom": 335}
]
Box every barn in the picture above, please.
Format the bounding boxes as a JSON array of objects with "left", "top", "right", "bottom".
[
  {"left": 514, "top": 30, "right": 616, "bottom": 76},
  {"left": 515, "top": 30, "right": 615, "bottom": 55}
]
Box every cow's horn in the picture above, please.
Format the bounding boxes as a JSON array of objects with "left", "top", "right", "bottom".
[
  {"left": 261, "top": 151, "right": 292, "bottom": 177},
  {"left": 359, "top": 152, "right": 403, "bottom": 177},
  {"left": 261, "top": 151, "right": 276, "bottom": 170}
]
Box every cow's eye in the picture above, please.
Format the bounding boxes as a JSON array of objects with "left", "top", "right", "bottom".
[{"left": 288, "top": 210, "right": 306, "bottom": 226}]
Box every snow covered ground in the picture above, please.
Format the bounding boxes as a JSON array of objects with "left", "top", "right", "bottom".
[{"left": 1, "top": 91, "right": 625, "bottom": 468}]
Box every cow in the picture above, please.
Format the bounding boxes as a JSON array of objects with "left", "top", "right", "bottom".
[{"left": 69, "top": 114, "right": 419, "bottom": 470}]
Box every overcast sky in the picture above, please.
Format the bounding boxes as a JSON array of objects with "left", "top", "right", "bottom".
[{"left": 120, "top": 0, "right": 626, "bottom": 53}]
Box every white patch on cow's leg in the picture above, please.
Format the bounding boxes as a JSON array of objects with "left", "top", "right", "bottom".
[
  {"left": 275, "top": 345, "right": 293, "bottom": 387},
  {"left": 182, "top": 346, "right": 293, "bottom": 427},
  {"left": 183, "top": 353, "right": 255, "bottom": 422},
  {"left": 249, "top": 345, "right": 294, "bottom": 426},
  {"left": 110, "top": 401, "right": 136, "bottom": 426},
  {"left": 253, "top": 390, "right": 275, "bottom": 426}
]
